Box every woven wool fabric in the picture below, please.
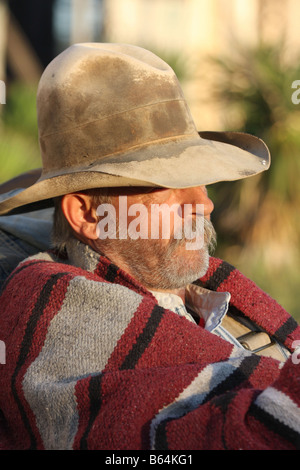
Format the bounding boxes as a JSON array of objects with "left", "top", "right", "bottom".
[{"left": 0, "top": 242, "right": 300, "bottom": 450}]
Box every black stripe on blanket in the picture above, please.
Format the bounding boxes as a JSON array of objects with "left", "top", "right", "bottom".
[
  {"left": 274, "top": 316, "right": 299, "bottom": 345},
  {"left": 120, "top": 304, "right": 165, "bottom": 370},
  {"left": 195, "top": 261, "right": 235, "bottom": 291},
  {"left": 80, "top": 374, "right": 103, "bottom": 450},
  {"left": 249, "top": 403, "right": 300, "bottom": 449},
  {"left": 153, "top": 354, "right": 261, "bottom": 450},
  {"left": 11, "top": 272, "right": 68, "bottom": 450},
  {"left": 104, "top": 263, "right": 119, "bottom": 283},
  {"left": 204, "top": 354, "right": 261, "bottom": 408}
]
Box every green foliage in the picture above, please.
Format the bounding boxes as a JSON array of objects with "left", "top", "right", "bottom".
[
  {"left": 208, "top": 43, "right": 300, "bottom": 320},
  {"left": 0, "top": 82, "right": 41, "bottom": 183}
]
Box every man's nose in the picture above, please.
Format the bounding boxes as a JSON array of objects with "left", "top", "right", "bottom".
[{"left": 180, "top": 186, "right": 214, "bottom": 217}]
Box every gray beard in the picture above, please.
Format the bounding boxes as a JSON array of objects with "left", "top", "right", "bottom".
[{"left": 95, "top": 217, "right": 217, "bottom": 291}]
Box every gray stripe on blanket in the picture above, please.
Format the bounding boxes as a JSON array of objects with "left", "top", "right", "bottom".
[{"left": 22, "top": 275, "right": 142, "bottom": 449}]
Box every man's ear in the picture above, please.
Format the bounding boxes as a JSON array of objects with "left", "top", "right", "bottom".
[{"left": 61, "top": 193, "right": 98, "bottom": 241}]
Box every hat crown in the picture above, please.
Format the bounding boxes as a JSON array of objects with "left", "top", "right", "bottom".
[
  {"left": 0, "top": 43, "right": 270, "bottom": 216},
  {"left": 37, "top": 43, "right": 197, "bottom": 176}
]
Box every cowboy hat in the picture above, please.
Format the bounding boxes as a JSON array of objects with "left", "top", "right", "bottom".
[{"left": 0, "top": 43, "right": 270, "bottom": 215}]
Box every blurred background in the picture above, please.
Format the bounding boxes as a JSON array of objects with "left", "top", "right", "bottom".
[{"left": 0, "top": 0, "right": 299, "bottom": 320}]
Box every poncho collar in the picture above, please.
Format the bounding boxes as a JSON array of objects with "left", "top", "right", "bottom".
[{"left": 62, "top": 238, "right": 300, "bottom": 353}]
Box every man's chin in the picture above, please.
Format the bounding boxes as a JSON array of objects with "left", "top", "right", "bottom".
[
  {"left": 94, "top": 235, "right": 212, "bottom": 291},
  {"left": 145, "top": 248, "right": 210, "bottom": 291}
]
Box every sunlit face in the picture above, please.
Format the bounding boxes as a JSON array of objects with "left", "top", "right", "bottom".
[{"left": 93, "top": 186, "right": 216, "bottom": 290}]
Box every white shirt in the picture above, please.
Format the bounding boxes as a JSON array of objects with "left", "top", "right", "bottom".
[{"left": 150, "top": 284, "right": 290, "bottom": 358}]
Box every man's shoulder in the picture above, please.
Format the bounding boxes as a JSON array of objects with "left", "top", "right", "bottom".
[
  {"left": 6, "top": 250, "right": 96, "bottom": 279},
  {"left": 1, "top": 250, "right": 147, "bottom": 325},
  {"left": 1, "top": 250, "right": 137, "bottom": 295}
]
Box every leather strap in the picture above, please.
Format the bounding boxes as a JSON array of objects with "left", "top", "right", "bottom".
[{"left": 221, "top": 313, "right": 288, "bottom": 362}]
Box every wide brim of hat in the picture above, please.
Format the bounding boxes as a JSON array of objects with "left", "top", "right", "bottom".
[{"left": 0, "top": 131, "right": 270, "bottom": 215}]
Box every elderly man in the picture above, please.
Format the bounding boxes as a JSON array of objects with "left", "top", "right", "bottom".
[{"left": 0, "top": 43, "right": 300, "bottom": 451}]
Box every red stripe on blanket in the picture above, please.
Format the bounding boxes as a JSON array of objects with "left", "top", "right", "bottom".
[{"left": 74, "top": 364, "right": 204, "bottom": 450}]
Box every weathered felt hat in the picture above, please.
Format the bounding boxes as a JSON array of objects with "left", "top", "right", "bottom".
[{"left": 0, "top": 43, "right": 270, "bottom": 215}]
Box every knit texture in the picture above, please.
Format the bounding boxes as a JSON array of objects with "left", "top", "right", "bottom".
[{"left": 0, "top": 243, "right": 300, "bottom": 450}]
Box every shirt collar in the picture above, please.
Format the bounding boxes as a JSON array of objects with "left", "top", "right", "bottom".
[{"left": 150, "top": 285, "right": 231, "bottom": 332}]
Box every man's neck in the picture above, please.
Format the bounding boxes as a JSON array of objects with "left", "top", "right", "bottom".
[
  {"left": 147, "top": 287, "right": 186, "bottom": 303},
  {"left": 88, "top": 239, "right": 187, "bottom": 303}
]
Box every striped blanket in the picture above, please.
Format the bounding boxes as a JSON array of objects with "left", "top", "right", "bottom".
[{"left": 0, "top": 241, "right": 300, "bottom": 450}]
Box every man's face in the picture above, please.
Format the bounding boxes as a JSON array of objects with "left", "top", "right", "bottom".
[{"left": 93, "top": 186, "right": 216, "bottom": 291}]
